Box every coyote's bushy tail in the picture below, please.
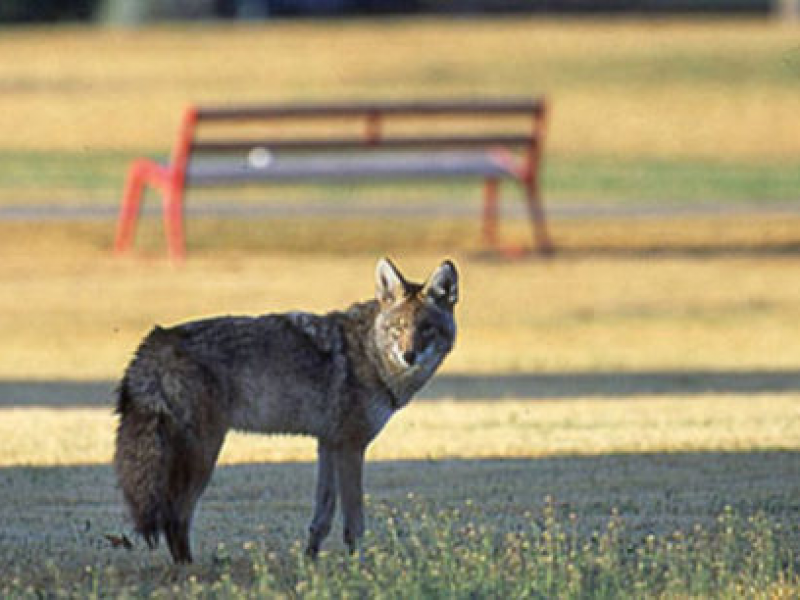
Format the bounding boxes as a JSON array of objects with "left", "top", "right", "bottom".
[
  {"left": 112, "top": 327, "right": 226, "bottom": 563},
  {"left": 113, "top": 376, "right": 173, "bottom": 549}
]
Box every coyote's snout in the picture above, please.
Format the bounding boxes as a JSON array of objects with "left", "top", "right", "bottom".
[{"left": 114, "top": 257, "right": 458, "bottom": 563}]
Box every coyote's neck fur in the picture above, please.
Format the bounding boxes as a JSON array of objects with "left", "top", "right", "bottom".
[{"left": 342, "top": 300, "right": 445, "bottom": 411}]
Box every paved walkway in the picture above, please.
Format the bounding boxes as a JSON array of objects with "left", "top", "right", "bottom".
[{"left": 0, "top": 199, "right": 797, "bottom": 221}]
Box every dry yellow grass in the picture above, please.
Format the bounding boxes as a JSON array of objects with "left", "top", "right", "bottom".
[
  {"left": 1, "top": 214, "right": 799, "bottom": 594},
  {"left": 2, "top": 216, "right": 800, "bottom": 380},
  {"left": 2, "top": 395, "right": 798, "bottom": 467},
  {"left": 0, "top": 19, "right": 796, "bottom": 160},
  {"left": 1, "top": 216, "right": 799, "bottom": 471}
]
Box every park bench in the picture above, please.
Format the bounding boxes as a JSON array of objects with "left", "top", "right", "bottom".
[{"left": 113, "top": 98, "right": 553, "bottom": 260}]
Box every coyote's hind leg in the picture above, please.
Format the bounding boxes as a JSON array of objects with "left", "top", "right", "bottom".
[{"left": 306, "top": 443, "right": 338, "bottom": 557}]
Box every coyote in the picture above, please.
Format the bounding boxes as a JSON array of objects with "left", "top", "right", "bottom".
[{"left": 113, "top": 257, "right": 458, "bottom": 563}]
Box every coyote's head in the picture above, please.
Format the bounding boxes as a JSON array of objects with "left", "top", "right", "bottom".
[{"left": 373, "top": 257, "right": 458, "bottom": 380}]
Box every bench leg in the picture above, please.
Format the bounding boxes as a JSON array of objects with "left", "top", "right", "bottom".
[
  {"left": 524, "top": 176, "right": 555, "bottom": 256},
  {"left": 114, "top": 161, "right": 148, "bottom": 255},
  {"left": 163, "top": 182, "right": 186, "bottom": 262},
  {"left": 482, "top": 178, "right": 499, "bottom": 247}
]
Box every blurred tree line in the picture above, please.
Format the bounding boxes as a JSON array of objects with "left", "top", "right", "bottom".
[
  {"left": 0, "top": 0, "right": 790, "bottom": 24},
  {"left": 0, "top": 0, "right": 98, "bottom": 22},
  {"left": 0, "top": 0, "right": 414, "bottom": 22}
]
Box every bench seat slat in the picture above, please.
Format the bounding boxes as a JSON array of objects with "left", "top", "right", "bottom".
[{"left": 186, "top": 151, "right": 515, "bottom": 184}]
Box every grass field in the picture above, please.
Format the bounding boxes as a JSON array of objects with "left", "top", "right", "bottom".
[
  {"left": 0, "top": 18, "right": 798, "bottom": 205},
  {"left": 1, "top": 19, "right": 797, "bottom": 158},
  {"left": 1, "top": 15, "right": 799, "bottom": 598},
  {"left": 1, "top": 218, "right": 800, "bottom": 596}
]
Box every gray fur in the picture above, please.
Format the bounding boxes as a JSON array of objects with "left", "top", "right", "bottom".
[{"left": 113, "top": 257, "right": 458, "bottom": 563}]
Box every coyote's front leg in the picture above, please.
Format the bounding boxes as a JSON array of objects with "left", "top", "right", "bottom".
[
  {"left": 335, "top": 446, "right": 366, "bottom": 554},
  {"left": 306, "top": 443, "right": 338, "bottom": 557}
]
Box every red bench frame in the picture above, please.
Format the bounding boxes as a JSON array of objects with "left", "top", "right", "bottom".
[{"left": 114, "top": 98, "right": 553, "bottom": 260}]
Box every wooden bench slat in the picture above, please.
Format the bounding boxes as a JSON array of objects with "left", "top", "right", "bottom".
[
  {"left": 195, "top": 98, "right": 545, "bottom": 121},
  {"left": 192, "top": 135, "right": 537, "bottom": 153}
]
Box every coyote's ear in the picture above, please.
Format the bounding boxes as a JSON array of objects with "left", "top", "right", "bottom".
[
  {"left": 422, "top": 259, "right": 458, "bottom": 309},
  {"left": 375, "top": 257, "right": 408, "bottom": 307}
]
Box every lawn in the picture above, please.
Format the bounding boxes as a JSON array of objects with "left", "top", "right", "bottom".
[
  {"left": 1, "top": 221, "right": 800, "bottom": 596},
  {"left": 3, "top": 216, "right": 800, "bottom": 379},
  {"left": 1, "top": 15, "right": 799, "bottom": 598},
  {"left": 0, "top": 19, "right": 796, "bottom": 159},
  {"left": 0, "top": 18, "right": 797, "bottom": 205}
]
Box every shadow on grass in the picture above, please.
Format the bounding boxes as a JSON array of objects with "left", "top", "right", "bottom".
[
  {"left": 426, "top": 370, "right": 800, "bottom": 399},
  {"left": 2, "top": 369, "right": 800, "bottom": 407},
  {"left": 553, "top": 241, "right": 800, "bottom": 259},
  {"left": 1, "top": 450, "right": 798, "bottom": 580}
]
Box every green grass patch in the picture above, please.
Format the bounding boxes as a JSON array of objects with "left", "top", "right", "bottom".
[
  {"left": 0, "top": 150, "right": 133, "bottom": 202},
  {"left": 546, "top": 156, "right": 800, "bottom": 205},
  {"left": 0, "top": 150, "right": 797, "bottom": 208}
]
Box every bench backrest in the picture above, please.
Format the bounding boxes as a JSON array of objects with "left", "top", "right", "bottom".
[{"left": 169, "top": 98, "right": 547, "bottom": 182}]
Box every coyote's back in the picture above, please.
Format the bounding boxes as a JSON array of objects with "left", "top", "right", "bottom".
[{"left": 113, "top": 257, "right": 458, "bottom": 563}]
